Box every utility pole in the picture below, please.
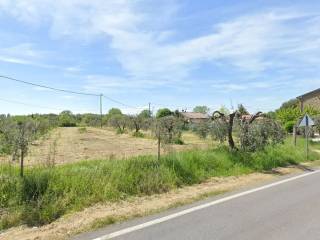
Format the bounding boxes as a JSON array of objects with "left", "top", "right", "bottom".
[
  {"left": 100, "top": 94, "right": 103, "bottom": 128},
  {"left": 148, "top": 102, "right": 151, "bottom": 117}
]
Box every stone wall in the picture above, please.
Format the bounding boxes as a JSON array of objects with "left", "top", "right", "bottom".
[{"left": 300, "top": 93, "right": 320, "bottom": 111}]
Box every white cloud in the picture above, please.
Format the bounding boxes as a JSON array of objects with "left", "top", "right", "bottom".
[
  {"left": 0, "top": 43, "right": 59, "bottom": 68},
  {"left": 84, "top": 74, "right": 183, "bottom": 93},
  {"left": 1, "top": 1, "right": 320, "bottom": 93}
]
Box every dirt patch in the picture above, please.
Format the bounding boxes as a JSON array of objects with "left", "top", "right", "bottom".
[
  {"left": 0, "top": 165, "right": 307, "bottom": 240},
  {"left": 0, "top": 127, "right": 210, "bottom": 165}
]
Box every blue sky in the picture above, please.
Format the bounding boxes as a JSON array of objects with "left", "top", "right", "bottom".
[{"left": 0, "top": 0, "right": 319, "bottom": 115}]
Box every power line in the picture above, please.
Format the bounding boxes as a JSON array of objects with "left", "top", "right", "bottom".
[
  {"left": 103, "top": 95, "right": 139, "bottom": 109},
  {"left": 1, "top": 74, "right": 204, "bottom": 112},
  {"left": 1, "top": 74, "right": 141, "bottom": 109},
  {"left": 0, "top": 75, "right": 100, "bottom": 97},
  {"left": 0, "top": 97, "right": 64, "bottom": 112}
]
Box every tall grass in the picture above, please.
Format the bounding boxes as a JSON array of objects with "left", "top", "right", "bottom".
[{"left": 0, "top": 140, "right": 318, "bottom": 230}]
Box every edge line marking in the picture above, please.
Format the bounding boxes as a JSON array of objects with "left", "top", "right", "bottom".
[{"left": 92, "top": 169, "right": 320, "bottom": 240}]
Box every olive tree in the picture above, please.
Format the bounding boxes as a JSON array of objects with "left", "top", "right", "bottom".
[
  {"left": 108, "top": 114, "right": 129, "bottom": 134},
  {"left": 14, "top": 121, "right": 38, "bottom": 176},
  {"left": 128, "top": 115, "right": 151, "bottom": 137},
  {"left": 1, "top": 120, "right": 38, "bottom": 177},
  {"left": 238, "top": 118, "right": 285, "bottom": 152},
  {"left": 0, "top": 116, "right": 17, "bottom": 155},
  {"left": 211, "top": 109, "right": 285, "bottom": 152},
  {"left": 192, "top": 121, "right": 210, "bottom": 139},
  {"left": 212, "top": 110, "right": 238, "bottom": 149},
  {"left": 152, "top": 116, "right": 183, "bottom": 160},
  {"left": 209, "top": 118, "right": 229, "bottom": 144}
]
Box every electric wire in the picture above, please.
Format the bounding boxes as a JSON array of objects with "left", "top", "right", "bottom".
[
  {"left": 0, "top": 74, "right": 140, "bottom": 108},
  {"left": 0, "top": 97, "right": 64, "bottom": 112},
  {"left": 0, "top": 75, "right": 100, "bottom": 96}
]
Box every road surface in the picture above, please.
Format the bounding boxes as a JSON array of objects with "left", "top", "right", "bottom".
[{"left": 74, "top": 169, "right": 320, "bottom": 240}]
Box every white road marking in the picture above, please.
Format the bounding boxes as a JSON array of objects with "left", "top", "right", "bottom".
[{"left": 92, "top": 169, "right": 320, "bottom": 240}]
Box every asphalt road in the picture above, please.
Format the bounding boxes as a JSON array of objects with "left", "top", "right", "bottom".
[{"left": 74, "top": 169, "right": 320, "bottom": 240}]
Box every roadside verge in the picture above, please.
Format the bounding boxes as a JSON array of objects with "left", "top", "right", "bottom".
[{"left": 2, "top": 161, "right": 319, "bottom": 240}]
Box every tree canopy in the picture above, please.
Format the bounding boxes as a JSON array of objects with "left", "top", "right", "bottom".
[
  {"left": 193, "top": 106, "right": 210, "bottom": 114},
  {"left": 139, "top": 109, "right": 151, "bottom": 118},
  {"left": 156, "top": 108, "right": 172, "bottom": 118},
  {"left": 108, "top": 108, "right": 122, "bottom": 115},
  {"left": 59, "top": 110, "right": 76, "bottom": 127},
  {"left": 237, "top": 104, "right": 249, "bottom": 115}
]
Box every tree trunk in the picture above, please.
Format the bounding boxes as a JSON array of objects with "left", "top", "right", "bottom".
[
  {"left": 157, "top": 134, "right": 161, "bottom": 161},
  {"left": 228, "top": 112, "right": 236, "bottom": 149}
]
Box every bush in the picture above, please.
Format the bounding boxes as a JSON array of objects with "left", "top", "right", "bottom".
[
  {"left": 78, "top": 127, "right": 87, "bottom": 134},
  {"left": 209, "top": 119, "right": 228, "bottom": 144},
  {"left": 58, "top": 111, "right": 76, "bottom": 127},
  {"left": 238, "top": 119, "right": 285, "bottom": 152},
  {"left": 192, "top": 122, "right": 209, "bottom": 139},
  {"left": 284, "top": 121, "right": 295, "bottom": 133},
  {"left": 173, "top": 138, "right": 184, "bottom": 145},
  {"left": 132, "top": 131, "right": 144, "bottom": 138}
]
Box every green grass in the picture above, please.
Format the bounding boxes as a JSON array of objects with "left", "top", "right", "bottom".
[
  {"left": 0, "top": 140, "right": 318, "bottom": 230},
  {"left": 78, "top": 127, "right": 87, "bottom": 134},
  {"left": 309, "top": 139, "right": 320, "bottom": 150}
]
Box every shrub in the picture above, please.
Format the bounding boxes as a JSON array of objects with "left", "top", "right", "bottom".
[
  {"left": 284, "top": 121, "right": 295, "bottom": 133},
  {"left": 58, "top": 111, "right": 76, "bottom": 127},
  {"left": 173, "top": 138, "right": 184, "bottom": 145},
  {"left": 132, "top": 131, "right": 144, "bottom": 138},
  {"left": 238, "top": 119, "right": 285, "bottom": 152},
  {"left": 209, "top": 119, "right": 228, "bottom": 144},
  {"left": 192, "top": 122, "right": 209, "bottom": 139},
  {"left": 78, "top": 127, "right": 87, "bottom": 134}
]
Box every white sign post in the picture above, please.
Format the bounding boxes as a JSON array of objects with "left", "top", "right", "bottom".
[{"left": 299, "top": 114, "right": 315, "bottom": 160}]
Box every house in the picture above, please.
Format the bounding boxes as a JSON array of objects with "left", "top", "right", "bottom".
[
  {"left": 180, "top": 112, "right": 210, "bottom": 124},
  {"left": 297, "top": 88, "right": 320, "bottom": 112},
  {"left": 240, "top": 114, "right": 264, "bottom": 122}
]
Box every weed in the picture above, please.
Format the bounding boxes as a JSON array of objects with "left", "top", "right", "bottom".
[
  {"left": 0, "top": 140, "right": 318, "bottom": 230},
  {"left": 78, "top": 127, "right": 87, "bottom": 134}
]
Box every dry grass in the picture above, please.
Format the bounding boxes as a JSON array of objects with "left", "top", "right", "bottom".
[{"left": 0, "top": 127, "right": 211, "bottom": 165}]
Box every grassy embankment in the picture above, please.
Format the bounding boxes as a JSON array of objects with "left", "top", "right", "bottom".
[{"left": 0, "top": 138, "right": 319, "bottom": 230}]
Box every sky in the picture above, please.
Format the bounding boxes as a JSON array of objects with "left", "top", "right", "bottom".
[{"left": 0, "top": 0, "right": 320, "bottom": 115}]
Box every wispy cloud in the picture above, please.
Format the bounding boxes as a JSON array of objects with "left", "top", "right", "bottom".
[
  {"left": 0, "top": 43, "right": 58, "bottom": 68},
  {"left": 1, "top": 0, "right": 320, "bottom": 110}
]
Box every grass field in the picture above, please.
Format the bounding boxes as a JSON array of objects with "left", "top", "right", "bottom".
[
  {"left": 0, "top": 127, "right": 212, "bottom": 165},
  {"left": 1, "top": 138, "right": 318, "bottom": 230}
]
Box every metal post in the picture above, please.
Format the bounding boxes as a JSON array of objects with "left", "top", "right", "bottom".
[
  {"left": 100, "top": 94, "right": 103, "bottom": 128},
  {"left": 306, "top": 116, "right": 309, "bottom": 161}
]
